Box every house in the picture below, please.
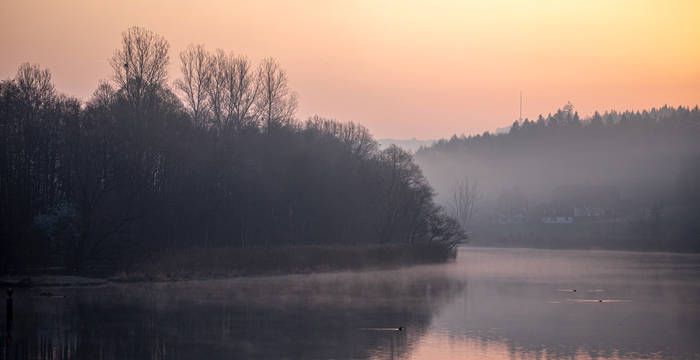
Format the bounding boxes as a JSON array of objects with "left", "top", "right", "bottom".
[
  {"left": 547, "top": 185, "right": 620, "bottom": 222},
  {"left": 542, "top": 216, "right": 574, "bottom": 224},
  {"left": 574, "top": 206, "right": 606, "bottom": 217}
]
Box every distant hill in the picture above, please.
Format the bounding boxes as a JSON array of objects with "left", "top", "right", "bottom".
[
  {"left": 378, "top": 138, "right": 436, "bottom": 153},
  {"left": 414, "top": 105, "right": 700, "bottom": 252}
]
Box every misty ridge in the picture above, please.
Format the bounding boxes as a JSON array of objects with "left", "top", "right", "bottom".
[
  {"left": 416, "top": 103, "right": 700, "bottom": 251},
  {"left": 0, "top": 26, "right": 465, "bottom": 276}
]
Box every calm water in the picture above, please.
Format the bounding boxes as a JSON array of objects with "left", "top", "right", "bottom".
[{"left": 2, "top": 247, "right": 700, "bottom": 359}]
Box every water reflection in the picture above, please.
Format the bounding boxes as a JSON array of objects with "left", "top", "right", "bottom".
[
  {"left": 2, "top": 248, "right": 699, "bottom": 359},
  {"left": 1, "top": 267, "right": 461, "bottom": 359},
  {"left": 410, "top": 248, "right": 700, "bottom": 360}
]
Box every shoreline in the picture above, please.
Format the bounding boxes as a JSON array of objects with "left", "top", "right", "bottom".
[
  {"left": 1, "top": 243, "right": 456, "bottom": 286},
  {"left": 461, "top": 243, "right": 700, "bottom": 255},
  {"left": 4, "top": 245, "right": 698, "bottom": 288}
]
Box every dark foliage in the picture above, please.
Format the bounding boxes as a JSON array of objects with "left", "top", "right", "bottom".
[{"left": 0, "top": 27, "right": 464, "bottom": 273}]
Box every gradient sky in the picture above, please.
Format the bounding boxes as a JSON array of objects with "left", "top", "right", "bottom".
[{"left": 2, "top": 0, "right": 699, "bottom": 138}]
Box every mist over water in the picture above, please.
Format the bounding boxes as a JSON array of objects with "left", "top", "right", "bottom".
[{"left": 2, "top": 248, "right": 699, "bottom": 359}]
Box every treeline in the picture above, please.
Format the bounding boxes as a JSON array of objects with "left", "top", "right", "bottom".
[
  {"left": 415, "top": 103, "right": 700, "bottom": 251},
  {"left": 0, "top": 26, "right": 464, "bottom": 273},
  {"left": 423, "top": 103, "right": 700, "bottom": 159}
]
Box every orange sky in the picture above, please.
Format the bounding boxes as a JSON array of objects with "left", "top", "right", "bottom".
[{"left": 1, "top": 0, "right": 699, "bottom": 138}]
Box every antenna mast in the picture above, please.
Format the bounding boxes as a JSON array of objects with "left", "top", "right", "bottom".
[{"left": 519, "top": 90, "right": 522, "bottom": 122}]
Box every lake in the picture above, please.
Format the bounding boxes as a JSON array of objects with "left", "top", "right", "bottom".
[{"left": 2, "top": 247, "right": 699, "bottom": 359}]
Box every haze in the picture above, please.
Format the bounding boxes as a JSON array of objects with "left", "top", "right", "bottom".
[{"left": 2, "top": 0, "right": 699, "bottom": 138}]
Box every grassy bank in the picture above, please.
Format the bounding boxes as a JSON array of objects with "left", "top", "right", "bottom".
[{"left": 115, "top": 243, "right": 456, "bottom": 281}]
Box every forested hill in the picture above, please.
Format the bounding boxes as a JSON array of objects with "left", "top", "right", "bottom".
[
  {"left": 415, "top": 105, "right": 700, "bottom": 251},
  {"left": 0, "top": 27, "right": 464, "bottom": 273}
]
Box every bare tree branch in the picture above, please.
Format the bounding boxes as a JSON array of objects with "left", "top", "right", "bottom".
[{"left": 175, "top": 44, "right": 211, "bottom": 127}]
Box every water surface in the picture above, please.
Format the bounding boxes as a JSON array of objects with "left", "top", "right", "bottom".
[{"left": 2, "top": 247, "right": 699, "bottom": 359}]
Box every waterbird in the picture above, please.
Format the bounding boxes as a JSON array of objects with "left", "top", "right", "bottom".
[{"left": 360, "top": 327, "right": 403, "bottom": 332}]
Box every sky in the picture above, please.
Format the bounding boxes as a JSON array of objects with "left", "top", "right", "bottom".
[{"left": 1, "top": 0, "right": 699, "bottom": 139}]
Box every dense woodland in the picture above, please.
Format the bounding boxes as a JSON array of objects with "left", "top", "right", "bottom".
[
  {"left": 416, "top": 104, "right": 700, "bottom": 251},
  {"left": 0, "top": 27, "right": 464, "bottom": 273}
]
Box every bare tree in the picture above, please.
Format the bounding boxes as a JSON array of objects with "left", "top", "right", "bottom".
[
  {"left": 205, "top": 49, "right": 228, "bottom": 130},
  {"left": 15, "top": 63, "right": 55, "bottom": 109},
  {"left": 88, "top": 80, "right": 116, "bottom": 109},
  {"left": 226, "top": 55, "right": 260, "bottom": 130},
  {"left": 175, "top": 44, "right": 211, "bottom": 127},
  {"left": 305, "top": 116, "right": 377, "bottom": 159},
  {"left": 203, "top": 51, "right": 260, "bottom": 132},
  {"left": 449, "top": 177, "right": 481, "bottom": 231},
  {"left": 255, "top": 57, "right": 298, "bottom": 132},
  {"left": 110, "top": 26, "right": 170, "bottom": 107}
]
